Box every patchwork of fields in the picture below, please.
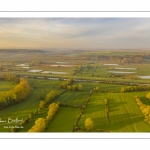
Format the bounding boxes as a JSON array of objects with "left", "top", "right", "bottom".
[
  {"left": 1, "top": 49, "right": 150, "bottom": 132},
  {"left": 1, "top": 78, "right": 150, "bottom": 132},
  {"left": 0, "top": 79, "right": 65, "bottom": 132},
  {"left": 78, "top": 92, "right": 150, "bottom": 132}
]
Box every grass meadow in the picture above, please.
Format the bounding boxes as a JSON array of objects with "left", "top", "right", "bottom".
[
  {"left": 45, "top": 107, "right": 80, "bottom": 132},
  {"left": 78, "top": 92, "right": 150, "bottom": 132},
  {"left": 2, "top": 49, "right": 150, "bottom": 133},
  {"left": 0, "top": 80, "right": 17, "bottom": 92},
  {"left": 25, "top": 81, "right": 150, "bottom": 132},
  {"left": 53, "top": 91, "right": 90, "bottom": 107},
  {"left": 19, "top": 108, "right": 48, "bottom": 132},
  {"left": 1, "top": 75, "right": 150, "bottom": 132},
  {"left": 73, "top": 81, "right": 123, "bottom": 92},
  {"left": 0, "top": 78, "right": 65, "bottom": 132}
]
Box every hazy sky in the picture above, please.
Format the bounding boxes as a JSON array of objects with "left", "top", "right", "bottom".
[{"left": 0, "top": 18, "right": 150, "bottom": 50}]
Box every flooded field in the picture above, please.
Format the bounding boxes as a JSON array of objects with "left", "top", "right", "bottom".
[
  {"left": 108, "top": 71, "right": 136, "bottom": 74},
  {"left": 139, "top": 76, "right": 150, "bottom": 79},
  {"left": 114, "top": 67, "right": 136, "bottom": 70},
  {"left": 103, "top": 64, "right": 119, "bottom": 66},
  {"left": 28, "top": 70, "right": 43, "bottom": 73},
  {"left": 22, "top": 67, "right": 29, "bottom": 68},
  {"left": 41, "top": 71, "right": 68, "bottom": 74},
  {"left": 55, "top": 62, "right": 68, "bottom": 64},
  {"left": 51, "top": 65, "right": 75, "bottom": 67},
  {"left": 15, "top": 64, "right": 29, "bottom": 67}
]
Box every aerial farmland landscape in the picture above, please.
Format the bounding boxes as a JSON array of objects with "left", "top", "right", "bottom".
[{"left": 1, "top": 18, "right": 150, "bottom": 132}]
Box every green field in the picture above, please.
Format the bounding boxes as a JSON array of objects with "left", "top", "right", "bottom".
[
  {"left": 1, "top": 78, "right": 150, "bottom": 132},
  {"left": 73, "top": 81, "right": 123, "bottom": 92},
  {"left": 75, "top": 65, "right": 110, "bottom": 78},
  {"left": 45, "top": 107, "right": 80, "bottom": 132},
  {"left": 53, "top": 91, "right": 90, "bottom": 107},
  {"left": 78, "top": 92, "right": 150, "bottom": 132},
  {"left": 19, "top": 109, "right": 48, "bottom": 132},
  {"left": 78, "top": 93, "right": 110, "bottom": 132},
  {"left": 7, "top": 63, "right": 78, "bottom": 76},
  {"left": 0, "top": 80, "right": 16, "bottom": 92},
  {"left": 80, "top": 50, "right": 150, "bottom": 57},
  {"left": 0, "top": 78, "right": 65, "bottom": 132},
  {"left": 75, "top": 63, "right": 150, "bottom": 79},
  {"left": 26, "top": 78, "right": 66, "bottom": 96},
  {"left": 1, "top": 49, "right": 150, "bottom": 132}
]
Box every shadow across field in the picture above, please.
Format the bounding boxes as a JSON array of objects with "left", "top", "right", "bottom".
[
  {"left": 109, "top": 113, "right": 144, "bottom": 131},
  {"left": 91, "top": 112, "right": 145, "bottom": 132},
  {"left": 108, "top": 99, "right": 127, "bottom": 112},
  {"left": 140, "top": 96, "right": 150, "bottom": 105},
  {"left": 84, "top": 103, "right": 105, "bottom": 112}
]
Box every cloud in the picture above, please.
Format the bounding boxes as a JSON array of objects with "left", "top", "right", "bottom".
[{"left": 0, "top": 18, "right": 150, "bottom": 49}]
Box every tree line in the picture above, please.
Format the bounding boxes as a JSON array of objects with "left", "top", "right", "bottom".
[
  {"left": 73, "top": 91, "right": 93, "bottom": 132},
  {"left": 0, "top": 77, "right": 31, "bottom": 109},
  {"left": 39, "top": 90, "right": 59, "bottom": 110},
  {"left": 96, "top": 54, "right": 147, "bottom": 63},
  {"left": 59, "top": 78, "right": 73, "bottom": 89},
  {"left": 121, "top": 85, "right": 150, "bottom": 93},
  {"left": 66, "top": 84, "right": 83, "bottom": 91},
  {"left": 72, "top": 65, "right": 82, "bottom": 76},
  {"left": 28, "top": 103, "right": 59, "bottom": 132},
  {"left": 11, "top": 91, "right": 59, "bottom": 132},
  {"left": 134, "top": 96, "right": 150, "bottom": 125},
  {"left": 0, "top": 73, "right": 19, "bottom": 83},
  {"left": 59, "top": 78, "right": 83, "bottom": 91},
  {"left": 105, "top": 99, "right": 110, "bottom": 122}
]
